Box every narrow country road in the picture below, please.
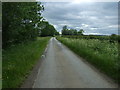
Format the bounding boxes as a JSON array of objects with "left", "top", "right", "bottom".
[{"left": 33, "top": 37, "right": 117, "bottom": 88}]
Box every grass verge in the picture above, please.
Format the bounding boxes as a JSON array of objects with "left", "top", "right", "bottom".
[
  {"left": 57, "top": 37, "right": 119, "bottom": 83},
  {"left": 2, "top": 37, "right": 50, "bottom": 88}
]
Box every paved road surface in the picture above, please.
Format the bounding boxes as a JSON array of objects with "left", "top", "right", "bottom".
[{"left": 33, "top": 37, "right": 117, "bottom": 88}]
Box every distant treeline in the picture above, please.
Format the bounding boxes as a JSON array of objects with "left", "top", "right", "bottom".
[
  {"left": 38, "top": 21, "right": 59, "bottom": 37},
  {"left": 2, "top": 2, "right": 59, "bottom": 48},
  {"left": 61, "top": 25, "right": 119, "bottom": 42},
  {"left": 61, "top": 25, "right": 84, "bottom": 35}
]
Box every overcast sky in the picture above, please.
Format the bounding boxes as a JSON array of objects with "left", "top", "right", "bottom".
[{"left": 41, "top": 2, "right": 118, "bottom": 35}]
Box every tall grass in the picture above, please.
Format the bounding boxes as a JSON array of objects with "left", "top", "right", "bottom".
[
  {"left": 57, "top": 37, "right": 119, "bottom": 83},
  {"left": 2, "top": 37, "right": 50, "bottom": 88}
]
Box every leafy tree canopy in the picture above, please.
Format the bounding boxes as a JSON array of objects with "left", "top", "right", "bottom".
[
  {"left": 2, "top": 2, "right": 44, "bottom": 48},
  {"left": 62, "top": 25, "right": 84, "bottom": 35}
]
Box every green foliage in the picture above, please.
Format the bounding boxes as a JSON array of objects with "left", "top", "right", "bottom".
[
  {"left": 54, "top": 31, "right": 60, "bottom": 35},
  {"left": 57, "top": 37, "right": 119, "bottom": 83},
  {"left": 2, "top": 37, "right": 50, "bottom": 88},
  {"left": 78, "top": 29, "right": 84, "bottom": 35},
  {"left": 2, "top": 2, "right": 44, "bottom": 48},
  {"left": 110, "top": 34, "right": 119, "bottom": 43},
  {"left": 62, "top": 25, "right": 84, "bottom": 35},
  {"left": 38, "top": 21, "right": 59, "bottom": 36}
]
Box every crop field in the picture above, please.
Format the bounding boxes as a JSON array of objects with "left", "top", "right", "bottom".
[{"left": 57, "top": 36, "right": 120, "bottom": 83}]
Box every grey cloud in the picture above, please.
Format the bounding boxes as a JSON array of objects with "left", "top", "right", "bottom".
[{"left": 42, "top": 2, "right": 118, "bottom": 35}]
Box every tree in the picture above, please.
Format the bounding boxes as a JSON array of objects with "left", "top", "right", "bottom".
[
  {"left": 110, "top": 34, "right": 118, "bottom": 42},
  {"left": 38, "top": 21, "right": 58, "bottom": 36},
  {"left": 78, "top": 29, "right": 84, "bottom": 35},
  {"left": 55, "top": 31, "right": 59, "bottom": 35},
  {"left": 70, "top": 29, "right": 78, "bottom": 35},
  {"left": 62, "top": 25, "right": 84, "bottom": 35},
  {"left": 62, "top": 25, "right": 69, "bottom": 35},
  {"left": 2, "top": 2, "right": 44, "bottom": 48}
]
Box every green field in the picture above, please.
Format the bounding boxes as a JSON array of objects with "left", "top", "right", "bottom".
[
  {"left": 57, "top": 36, "right": 119, "bottom": 83},
  {"left": 62, "top": 35, "right": 120, "bottom": 42},
  {"left": 2, "top": 37, "right": 50, "bottom": 88}
]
